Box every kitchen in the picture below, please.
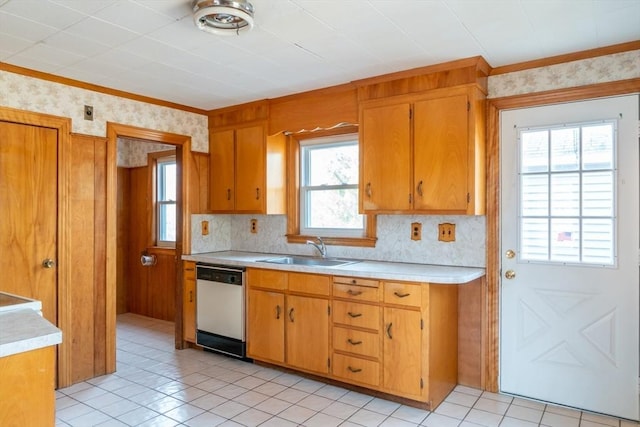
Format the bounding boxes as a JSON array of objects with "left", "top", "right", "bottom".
[{"left": 0, "top": 1, "right": 639, "bottom": 426}]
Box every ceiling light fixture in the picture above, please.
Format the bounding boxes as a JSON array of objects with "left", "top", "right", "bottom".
[{"left": 192, "top": 0, "right": 254, "bottom": 36}]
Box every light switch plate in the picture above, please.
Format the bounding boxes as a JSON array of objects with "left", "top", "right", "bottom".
[
  {"left": 438, "top": 223, "right": 456, "bottom": 242},
  {"left": 250, "top": 219, "right": 258, "bottom": 233},
  {"left": 201, "top": 220, "right": 209, "bottom": 235}
]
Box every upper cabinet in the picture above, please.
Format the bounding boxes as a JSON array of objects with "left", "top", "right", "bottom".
[
  {"left": 209, "top": 123, "right": 286, "bottom": 214},
  {"left": 360, "top": 85, "right": 486, "bottom": 215}
]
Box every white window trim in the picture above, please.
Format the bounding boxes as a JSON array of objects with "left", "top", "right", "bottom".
[{"left": 156, "top": 155, "right": 176, "bottom": 248}]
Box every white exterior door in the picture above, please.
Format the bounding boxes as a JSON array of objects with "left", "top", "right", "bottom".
[{"left": 500, "top": 95, "right": 639, "bottom": 420}]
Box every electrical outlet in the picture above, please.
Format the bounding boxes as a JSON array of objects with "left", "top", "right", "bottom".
[
  {"left": 438, "top": 223, "right": 456, "bottom": 242},
  {"left": 250, "top": 219, "right": 258, "bottom": 233},
  {"left": 411, "top": 222, "right": 422, "bottom": 240},
  {"left": 201, "top": 220, "right": 209, "bottom": 236}
]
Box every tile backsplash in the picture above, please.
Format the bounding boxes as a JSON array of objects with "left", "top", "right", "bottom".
[{"left": 191, "top": 214, "right": 486, "bottom": 268}]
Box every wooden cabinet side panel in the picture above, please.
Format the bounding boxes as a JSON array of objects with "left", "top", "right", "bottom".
[
  {"left": 413, "top": 94, "right": 469, "bottom": 212},
  {"left": 209, "top": 129, "right": 235, "bottom": 211},
  {"left": 286, "top": 295, "right": 329, "bottom": 374},
  {"left": 189, "top": 151, "right": 209, "bottom": 214},
  {"left": 0, "top": 346, "right": 56, "bottom": 427},
  {"left": 427, "top": 284, "right": 459, "bottom": 407},
  {"left": 247, "top": 289, "right": 285, "bottom": 363},
  {"left": 235, "top": 125, "right": 265, "bottom": 212},
  {"left": 458, "top": 277, "right": 484, "bottom": 388},
  {"left": 360, "top": 103, "right": 412, "bottom": 211},
  {"left": 183, "top": 261, "right": 196, "bottom": 343}
]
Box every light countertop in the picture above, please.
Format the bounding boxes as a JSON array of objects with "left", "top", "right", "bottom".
[
  {"left": 0, "top": 293, "right": 62, "bottom": 358},
  {"left": 182, "top": 251, "right": 485, "bottom": 284}
]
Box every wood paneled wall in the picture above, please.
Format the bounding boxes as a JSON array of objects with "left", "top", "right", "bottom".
[{"left": 68, "top": 134, "right": 108, "bottom": 383}]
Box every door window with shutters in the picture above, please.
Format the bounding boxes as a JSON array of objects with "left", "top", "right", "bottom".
[{"left": 518, "top": 120, "right": 616, "bottom": 266}]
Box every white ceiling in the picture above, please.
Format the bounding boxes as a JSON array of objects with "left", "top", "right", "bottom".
[{"left": 1, "top": 0, "right": 638, "bottom": 111}]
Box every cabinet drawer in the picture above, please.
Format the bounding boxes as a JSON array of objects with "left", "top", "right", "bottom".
[
  {"left": 333, "top": 283, "right": 380, "bottom": 303},
  {"left": 289, "top": 272, "right": 330, "bottom": 296},
  {"left": 383, "top": 282, "right": 422, "bottom": 307},
  {"left": 333, "top": 326, "right": 379, "bottom": 358},
  {"left": 247, "top": 268, "right": 287, "bottom": 290},
  {"left": 334, "top": 276, "right": 379, "bottom": 288},
  {"left": 333, "top": 301, "right": 380, "bottom": 330},
  {"left": 332, "top": 353, "right": 380, "bottom": 387}
]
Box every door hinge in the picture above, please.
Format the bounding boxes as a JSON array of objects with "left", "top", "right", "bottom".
[
  {"left": 409, "top": 108, "right": 413, "bottom": 120},
  {"left": 420, "top": 378, "right": 424, "bottom": 389},
  {"left": 420, "top": 319, "right": 424, "bottom": 330}
]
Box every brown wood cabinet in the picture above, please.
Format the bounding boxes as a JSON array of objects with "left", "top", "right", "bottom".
[
  {"left": 0, "top": 346, "right": 56, "bottom": 427},
  {"left": 182, "top": 261, "right": 196, "bottom": 343},
  {"left": 246, "top": 269, "right": 330, "bottom": 375},
  {"left": 247, "top": 289, "right": 285, "bottom": 363},
  {"left": 209, "top": 124, "right": 286, "bottom": 214},
  {"left": 246, "top": 268, "right": 459, "bottom": 409},
  {"left": 360, "top": 85, "right": 485, "bottom": 215}
]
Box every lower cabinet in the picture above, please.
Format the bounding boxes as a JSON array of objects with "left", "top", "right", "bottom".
[
  {"left": 247, "top": 289, "right": 285, "bottom": 363},
  {"left": 383, "top": 307, "right": 422, "bottom": 398},
  {"left": 246, "top": 268, "right": 458, "bottom": 409},
  {"left": 286, "top": 294, "right": 329, "bottom": 374},
  {"left": 182, "top": 261, "right": 196, "bottom": 343},
  {"left": 247, "top": 269, "right": 330, "bottom": 375}
]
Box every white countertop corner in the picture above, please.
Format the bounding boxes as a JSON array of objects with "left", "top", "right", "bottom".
[{"left": 0, "top": 308, "right": 62, "bottom": 358}]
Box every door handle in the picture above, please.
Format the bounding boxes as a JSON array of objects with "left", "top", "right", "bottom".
[{"left": 42, "top": 258, "right": 55, "bottom": 269}]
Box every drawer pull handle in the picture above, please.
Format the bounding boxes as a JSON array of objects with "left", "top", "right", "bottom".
[
  {"left": 347, "top": 366, "right": 362, "bottom": 373},
  {"left": 276, "top": 305, "right": 281, "bottom": 320},
  {"left": 347, "top": 289, "right": 362, "bottom": 296},
  {"left": 386, "top": 322, "right": 393, "bottom": 339},
  {"left": 289, "top": 308, "right": 295, "bottom": 322},
  {"left": 394, "top": 291, "right": 411, "bottom": 298},
  {"left": 347, "top": 339, "right": 362, "bottom": 346},
  {"left": 347, "top": 312, "right": 362, "bottom": 318}
]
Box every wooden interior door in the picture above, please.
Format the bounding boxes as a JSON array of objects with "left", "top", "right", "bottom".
[
  {"left": 210, "top": 129, "right": 235, "bottom": 211},
  {"left": 413, "top": 94, "right": 468, "bottom": 212},
  {"left": 235, "top": 125, "right": 265, "bottom": 212},
  {"left": 360, "top": 102, "right": 411, "bottom": 211},
  {"left": 0, "top": 121, "right": 57, "bottom": 323}
]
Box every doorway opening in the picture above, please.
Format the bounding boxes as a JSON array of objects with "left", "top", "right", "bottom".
[{"left": 106, "top": 123, "right": 192, "bottom": 374}]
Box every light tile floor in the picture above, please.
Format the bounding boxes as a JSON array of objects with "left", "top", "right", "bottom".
[{"left": 55, "top": 314, "right": 639, "bottom": 427}]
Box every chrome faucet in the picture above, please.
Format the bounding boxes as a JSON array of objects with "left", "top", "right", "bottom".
[{"left": 306, "top": 236, "right": 327, "bottom": 258}]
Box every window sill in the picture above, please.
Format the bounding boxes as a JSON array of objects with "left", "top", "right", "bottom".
[{"left": 286, "top": 234, "right": 377, "bottom": 248}]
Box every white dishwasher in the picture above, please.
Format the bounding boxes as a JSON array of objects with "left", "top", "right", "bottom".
[{"left": 196, "top": 264, "right": 247, "bottom": 358}]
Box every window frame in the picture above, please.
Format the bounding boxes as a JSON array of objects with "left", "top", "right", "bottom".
[
  {"left": 150, "top": 150, "right": 177, "bottom": 248},
  {"left": 516, "top": 119, "right": 617, "bottom": 267},
  {"left": 286, "top": 126, "right": 377, "bottom": 247}
]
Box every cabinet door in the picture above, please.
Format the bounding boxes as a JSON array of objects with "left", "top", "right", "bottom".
[
  {"left": 247, "top": 289, "right": 285, "bottom": 363},
  {"left": 286, "top": 295, "right": 329, "bottom": 374},
  {"left": 383, "top": 307, "right": 422, "bottom": 398},
  {"left": 413, "top": 94, "right": 469, "bottom": 212},
  {"left": 235, "top": 125, "right": 265, "bottom": 212},
  {"left": 361, "top": 103, "right": 411, "bottom": 211},
  {"left": 183, "top": 262, "right": 196, "bottom": 343},
  {"left": 210, "top": 129, "right": 235, "bottom": 211}
]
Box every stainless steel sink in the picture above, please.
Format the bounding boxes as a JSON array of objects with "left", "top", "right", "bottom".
[{"left": 258, "top": 256, "right": 358, "bottom": 267}]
